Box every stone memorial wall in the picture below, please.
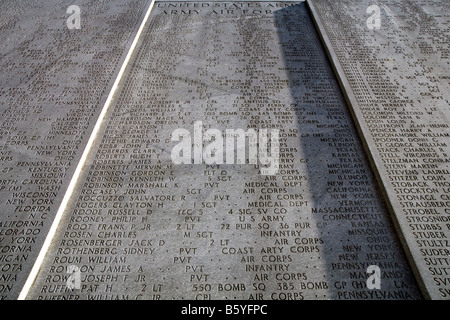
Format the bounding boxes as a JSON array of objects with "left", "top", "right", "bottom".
[
  {"left": 25, "top": 1, "right": 420, "bottom": 300},
  {"left": 0, "top": 0, "right": 447, "bottom": 301}
]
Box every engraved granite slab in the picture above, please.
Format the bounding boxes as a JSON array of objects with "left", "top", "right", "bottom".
[
  {"left": 0, "top": 0, "right": 151, "bottom": 299},
  {"left": 308, "top": 0, "right": 450, "bottom": 299},
  {"left": 25, "top": 1, "right": 420, "bottom": 300}
]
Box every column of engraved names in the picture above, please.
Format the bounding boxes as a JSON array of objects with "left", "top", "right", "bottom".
[
  {"left": 275, "top": 5, "right": 419, "bottom": 299},
  {"left": 29, "top": 3, "right": 234, "bottom": 300},
  {"left": 0, "top": 0, "right": 149, "bottom": 299},
  {"left": 310, "top": 0, "right": 449, "bottom": 299},
  {"left": 158, "top": 2, "right": 391, "bottom": 300}
]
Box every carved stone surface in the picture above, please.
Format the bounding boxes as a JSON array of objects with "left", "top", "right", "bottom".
[
  {"left": 308, "top": 0, "right": 450, "bottom": 299},
  {"left": 0, "top": 0, "right": 151, "bottom": 299},
  {"left": 25, "top": 1, "right": 420, "bottom": 300}
]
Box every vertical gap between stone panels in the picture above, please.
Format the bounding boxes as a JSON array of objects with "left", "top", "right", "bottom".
[{"left": 17, "top": 0, "right": 157, "bottom": 300}]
